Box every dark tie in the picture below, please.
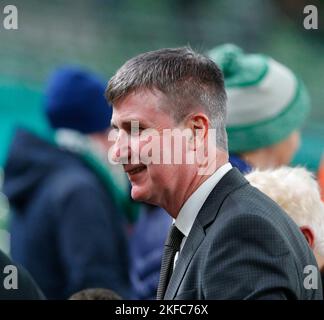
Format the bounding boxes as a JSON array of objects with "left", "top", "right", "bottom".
[{"left": 156, "top": 224, "right": 184, "bottom": 300}]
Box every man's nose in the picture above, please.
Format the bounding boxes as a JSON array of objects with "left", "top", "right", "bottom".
[{"left": 112, "top": 130, "right": 131, "bottom": 164}]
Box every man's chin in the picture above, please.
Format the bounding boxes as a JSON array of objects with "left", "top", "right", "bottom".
[{"left": 130, "top": 186, "right": 150, "bottom": 202}]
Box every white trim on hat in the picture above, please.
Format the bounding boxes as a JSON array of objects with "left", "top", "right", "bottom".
[{"left": 226, "top": 59, "right": 297, "bottom": 126}]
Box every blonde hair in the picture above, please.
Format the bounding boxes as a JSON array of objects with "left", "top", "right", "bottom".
[{"left": 246, "top": 166, "right": 324, "bottom": 256}]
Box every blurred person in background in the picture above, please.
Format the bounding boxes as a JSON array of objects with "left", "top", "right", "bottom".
[
  {"left": 130, "top": 204, "right": 171, "bottom": 299},
  {"left": 69, "top": 288, "right": 121, "bottom": 300},
  {"left": 0, "top": 249, "right": 44, "bottom": 300},
  {"left": 246, "top": 167, "right": 324, "bottom": 296},
  {"left": 0, "top": 169, "right": 10, "bottom": 254},
  {"left": 208, "top": 44, "right": 310, "bottom": 173},
  {"left": 3, "top": 66, "right": 136, "bottom": 299}
]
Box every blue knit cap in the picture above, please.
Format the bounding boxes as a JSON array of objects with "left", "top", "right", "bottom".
[{"left": 44, "top": 66, "right": 112, "bottom": 134}]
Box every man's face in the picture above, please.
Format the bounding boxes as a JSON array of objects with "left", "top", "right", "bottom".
[{"left": 110, "top": 90, "right": 191, "bottom": 205}]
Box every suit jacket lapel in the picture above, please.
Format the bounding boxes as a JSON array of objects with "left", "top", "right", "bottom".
[{"left": 164, "top": 168, "right": 248, "bottom": 299}]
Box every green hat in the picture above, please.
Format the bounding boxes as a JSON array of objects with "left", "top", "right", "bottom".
[{"left": 208, "top": 44, "right": 310, "bottom": 153}]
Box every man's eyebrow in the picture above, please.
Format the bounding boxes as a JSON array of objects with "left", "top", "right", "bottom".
[{"left": 112, "top": 119, "right": 149, "bottom": 129}]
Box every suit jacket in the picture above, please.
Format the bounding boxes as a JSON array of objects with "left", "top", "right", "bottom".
[{"left": 163, "top": 168, "right": 323, "bottom": 300}]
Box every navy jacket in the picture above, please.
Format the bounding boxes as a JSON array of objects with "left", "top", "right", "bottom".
[
  {"left": 3, "top": 129, "right": 132, "bottom": 299},
  {"left": 0, "top": 249, "right": 44, "bottom": 300},
  {"left": 130, "top": 205, "right": 171, "bottom": 299}
]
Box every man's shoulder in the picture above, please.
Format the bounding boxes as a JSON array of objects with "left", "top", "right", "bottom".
[
  {"left": 203, "top": 180, "right": 314, "bottom": 263},
  {"left": 219, "top": 180, "right": 296, "bottom": 229},
  {"left": 196, "top": 167, "right": 298, "bottom": 243}
]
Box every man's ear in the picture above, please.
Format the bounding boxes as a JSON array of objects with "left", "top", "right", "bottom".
[
  {"left": 300, "top": 226, "right": 315, "bottom": 249},
  {"left": 185, "top": 113, "right": 209, "bottom": 151}
]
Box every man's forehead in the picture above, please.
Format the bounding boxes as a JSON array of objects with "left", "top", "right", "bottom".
[
  {"left": 111, "top": 90, "right": 168, "bottom": 126},
  {"left": 114, "top": 89, "right": 163, "bottom": 108}
]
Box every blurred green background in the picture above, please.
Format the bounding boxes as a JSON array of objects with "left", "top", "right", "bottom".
[
  {"left": 1, "top": 0, "right": 324, "bottom": 252},
  {"left": 0, "top": 0, "right": 324, "bottom": 169}
]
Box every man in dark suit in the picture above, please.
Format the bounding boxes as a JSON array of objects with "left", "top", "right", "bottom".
[{"left": 105, "top": 47, "right": 323, "bottom": 300}]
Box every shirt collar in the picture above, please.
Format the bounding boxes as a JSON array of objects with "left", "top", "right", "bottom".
[{"left": 175, "top": 163, "right": 232, "bottom": 237}]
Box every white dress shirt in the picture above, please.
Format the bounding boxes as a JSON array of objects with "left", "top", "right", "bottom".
[{"left": 173, "top": 162, "right": 232, "bottom": 269}]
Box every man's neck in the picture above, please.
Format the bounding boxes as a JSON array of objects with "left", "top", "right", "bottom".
[{"left": 166, "top": 155, "right": 228, "bottom": 218}]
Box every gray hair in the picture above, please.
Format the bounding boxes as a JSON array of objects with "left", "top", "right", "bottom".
[{"left": 105, "top": 47, "right": 228, "bottom": 150}]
